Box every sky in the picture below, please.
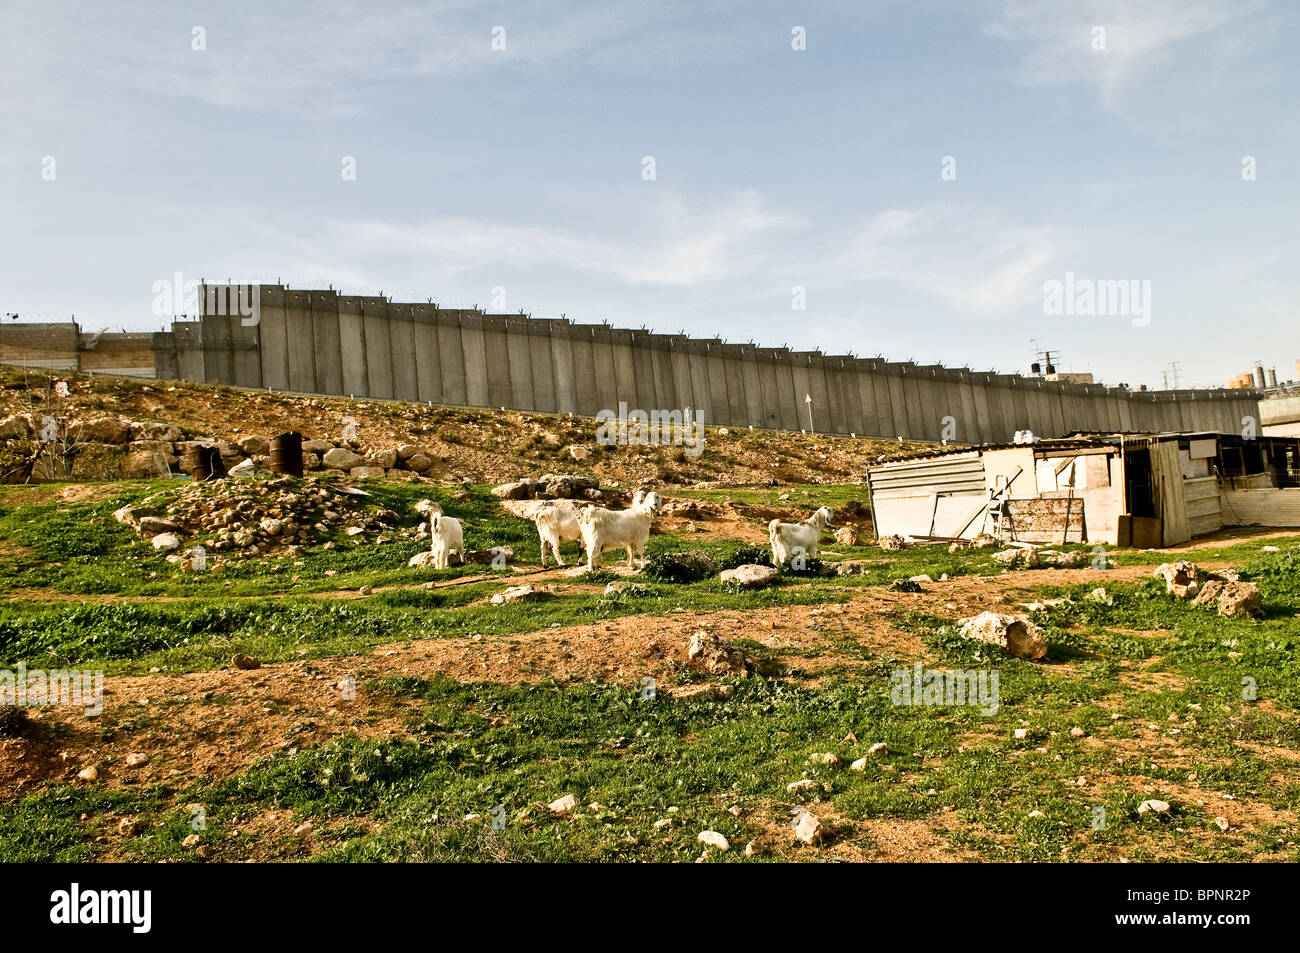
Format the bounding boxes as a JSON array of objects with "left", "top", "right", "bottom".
[{"left": 2, "top": 0, "right": 1296, "bottom": 390}]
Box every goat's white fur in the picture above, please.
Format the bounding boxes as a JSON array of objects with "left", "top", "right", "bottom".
[
  {"left": 427, "top": 511, "right": 464, "bottom": 569},
  {"left": 531, "top": 500, "right": 584, "bottom": 568},
  {"left": 769, "top": 506, "right": 835, "bottom": 566},
  {"left": 578, "top": 491, "right": 661, "bottom": 571}
]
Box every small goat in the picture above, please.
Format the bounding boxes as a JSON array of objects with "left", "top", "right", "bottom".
[
  {"left": 578, "top": 490, "right": 661, "bottom": 571},
  {"left": 415, "top": 499, "right": 463, "bottom": 569},
  {"left": 769, "top": 506, "right": 834, "bottom": 566}
]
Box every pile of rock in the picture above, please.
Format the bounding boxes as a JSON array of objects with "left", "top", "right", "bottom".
[
  {"left": 114, "top": 477, "right": 404, "bottom": 556},
  {"left": 956, "top": 611, "right": 1048, "bottom": 660},
  {"left": 1154, "top": 562, "right": 1263, "bottom": 618}
]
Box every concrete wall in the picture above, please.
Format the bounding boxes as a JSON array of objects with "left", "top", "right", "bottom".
[{"left": 5, "top": 283, "right": 1250, "bottom": 444}]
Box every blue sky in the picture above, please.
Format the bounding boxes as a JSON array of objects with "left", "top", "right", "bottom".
[{"left": 2, "top": 0, "right": 1296, "bottom": 389}]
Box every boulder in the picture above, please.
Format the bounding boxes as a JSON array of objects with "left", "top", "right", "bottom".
[
  {"left": 793, "top": 811, "right": 825, "bottom": 845},
  {"left": 697, "top": 831, "right": 730, "bottom": 851},
  {"left": 670, "top": 683, "right": 735, "bottom": 701},
  {"left": 237, "top": 435, "right": 271, "bottom": 455},
  {"left": 303, "top": 438, "right": 335, "bottom": 454},
  {"left": 151, "top": 533, "right": 181, "bottom": 552},
  {"left": 832, "top": 560, "right": 871, "bottom": 576},
  {"left": 956, "top": 611, "right": 1048, "bottom": 660},
  {"left": 719, "top": 564, "right": 780, "bottom": 589},
  {"left": 405, "top": 453, "right": 433, "bottom": 473},
  {"left": 1042, "top": 550, "right": 1089, "bottom": 568},
  {"left": 834, "top": 526, "right": 863, "bottom": 546},
  {"left": 0, "top": 413, "right": 35, "bottom": 439},
  {"left": 993, "top": 547, "right": 1039, "bottom": 568},
  {"left": 548, "top": 794, "right": 578, "bottom": 814},
  {"left": 137, "top": 516, "right": 183, "bottom": 535},
  {"left": 124, "top": 451, "right": 171, "bottom": 478},
  {"left": 687, "top": 631, "right": 749, "bottom": 676},
  {"left": 541, "top": 474, "right": 599, "bottom": 498},
  {"left": 1153, "top": 561, "right": 1207, "bottom": 599},
  {"left": 130, "top": 422, "right": 183, "bottom": 442},
  {"left": 68, "top": 416, "right": 131, "bottom": 444},
  {"left": 366, "top": 448, "right": 398, "bottom": 469},
  {"left": 395, "top": 444, "right": 424, "bottom": 461},
  {"left": 490, "top": 585, "right": 551, "bottom": 605},
  {"left": 877, "top": 534, "right": 908, "bottom": 551},
  {"left": 322, "top": 448, "right": 365, "bottom": 469},
  {"left": 492, "top": 479, "right": 541, "bottom": 500},
  {"left": 1192, "top": 580, "right": 1264, "bottom": 619}
]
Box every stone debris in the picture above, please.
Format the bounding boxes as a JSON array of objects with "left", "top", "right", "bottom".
[
  {"left": 1192, "top": 579, "right": 1264, "bottom": 619},
  {"left": 687, "top": 632, "right": 750, "bottom": 676},
  {"left": 697, "top": 830, "right": 730, "bottom": 851},
  {"left": 719, "top": 564, "right": 780, "bottom": 589},
  {"left": 1138, "top": 799, "right": 1172, "bottom": 815},
  {"left": 548, "top": 794, "right": 578, "bottom": 814}
]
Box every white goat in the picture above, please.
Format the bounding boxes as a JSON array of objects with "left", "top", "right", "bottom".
[
  {"left": 769, "top": 506, "right": 835, "bottom": 566},
  {"left": 415, "top": 499, "right": 463, "bottom": 569},
  {"left": 532, "top": 500, "right": 584, "bottom": 568},
  {"left": 578, "top": 491, "right": 661, "bottom": 571}
]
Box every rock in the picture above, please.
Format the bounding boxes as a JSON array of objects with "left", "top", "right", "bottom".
[
  {"left": 463, "top": 546, "right": 514, "bottom": 565},
  {"left": 125, "top": 451, "right": 172, "bottom": 478},
  {"left": 567, "top": 445, "right": 594, "bottom": 463},
  {"left": 1014, "top": 727, "right": 1030, "bottom": 739},
  {"left": 540, "top": 474, "right": 599, "bottom": 498},
  {"left": 124, "top": 752, "right": 149, "bottom": 767},
  {"left": 259, "top": 518, "right": 284, "bottom": 536},
  {"left": 909, "top": 574, "right": 934, "bottom": 583},
  {"left": 832, "top": 560, "right": 871, "bottom": 576},
  {"left": 993, "top": 547, "right": 1039, "bottom": 568},
  {"left": 1153, "top": 561, "right": 1208, "bottom": 599},
  {"left": 604, "top": 580, "right": 649, "bottom": 597},
  {"left": 117, "top": 817, "right": 142, "bottom": 837},
  {"left": 744, "top": 840, "right": 763, "bottom": 857},
  {"left": 490, "top": 585, "right": 550, "bottom": 605},
  {"left": 849, "top": 758, "right": 869, "bottom": 771},
  {"left": 492, "top": 479, "right": 541, "bottom": 500},
  {"left": 687, "top": 631, "right": 749, "bottom": 676},
  {"left": 548, "top": 794, "right": 578, "bottom": 814},
  {"left": 889, "top": 578, "right": 922, "bottom": 593},
  {"left": 77, "top": 766, "right": 99, "bottom": 782},
  {"left": 303, "top": 438, "right": 335, "bottom": 454},
  {"left": 182, "top": 834, "right": 202, "bottom": 848},
  {"left": 786, "top": 779, "right": 820, "bottom": 794},
  {"left": 970, "top": 533, "right": 998, "bottom": 548},
  {"left": 956, "top": 612, "right": 1048, "bottom": 660},
  {"left": 349, "top": 466, "right": 387, "bottom": 479},
  {"left": 232, "top": 653, "right": 261, "bottom": 670},
  {"left": 697, "top": 830, "right": 730, "bottom": 851},
  {"left": 670, "top": 683, "right": 735, "bottom": 701},
  {"left": 405, "top": 453, "right": 433, "bottom": 473},
  {"left": 719, "top": 564, "right": 780, "bottom": 589},
  {"left": 228, "top": 458, "right": 272, "bottom": 477},
  {"left": 137, "top": 516, "right": 183, "bottom": 535},
  {"left": 834, "top": 526, "right": 862, "bottom": 546},
  {"left": 653, "top": 550, "right": 718, "bottom": 580},
  {"left": 395, "top": 444, "right": 423, "bottom": 460},
  {"left": 1070, "top": 727, "right": 1086, "bottom": 737},
  {"left": 866, "top": 741, "right": 888, "bottom": 757},
  {"left": 1138, "top": 799, "right": 1171, "bottom": 815},
  {"left": 877, "top": 534, "right": 908, "bottom": 551},
  {"left": 793, "top": 811, "right": 825, "bottom": 845},
  {"left": 238, "top": 435, "right": 271, "bottom": 455},
  {"left": 809, "top": 752, "right": 841, "bottom": 768},
  {"left": 68, "top": 416, "right": 131, "bottom": 444},
  {"left": 151, "top": 533, "right": 181, "bottom": 552},
  {"left": 366, "top": 448, "right": 398, "bottom": 469},
  {"left": 408, "top": 551, "right": 437, "bottom": 568},
  {"left": 0, "top": 413, "right": 35, "bottom": 439},
  {"left": 1086, "top": 587, "right": 1112, "bottom": 604},
  {"left": 1043, "top": 550, "right": 1089, "bottom": 568},
  {"left": 130, "top": 422, "right": 183, "bottom": 442},
  {"left": 322, "top": 447, "right": 365, "bottom": 470},
  {"left": 1193, "top": 580, "right": 1264, "bottom": 619}
]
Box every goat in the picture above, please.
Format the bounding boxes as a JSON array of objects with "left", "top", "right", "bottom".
[
  {"left": 769, "top": 506, "right": 834, "bottom": 566},
  {"left": 415, "top": 499, "right": 463, "bottom": 569},
  {"left": 531, "top": 500, "right": 584, "bottom": 568},
  {"left": 578, "top": 490, "right": 661, "bottom": 571}
]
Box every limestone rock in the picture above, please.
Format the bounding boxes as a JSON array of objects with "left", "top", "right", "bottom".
[
  {"left": 719, "top": 564, "right": 780, "bottom": 589},
  {"left": 793, "top": 811, "right": 825, "bottom": 845},
  {"left": 697, "top": 830, "right": 730, "bottom": 851},
  {"left": 68, "top": 416, "right": 131, "bottom": 444},
  {"left": 548, "top": 794, "right": 578, "bottom": 814},
  {"left": 322, "top": 447, "right": 365, "bottom": 470},
  {"left": 238, "top": 435, "right": 271, "bottom": 455},
  {"left": 877, "top": 534, "right": 908, "bottom": 551},
  {"left": 669, "top": 683, "right": 734, "bottom": 701},
  {"left": 125, "top": 451, "right": 172, "bottom": 478},
  {"left": 956, "top": 611, "right": 1048, "bottom": 660},
  {"left": 687, "top": 631, "right": 749, "bottom": 676},
  {"left": 1193, "top": 579, "right": 1264, "bottom": 619},
  {"left": 349, "top": 466, "right": 387, "bottom": 479},
  {"left": 151, "top": 533, "right": 181, "bottom": 552},
  {"left": 834, "top": 526, "right": 862, "bottom": 546},
  {"left": 1153, "top": 561, "right": 1207, "bottom": 599}
]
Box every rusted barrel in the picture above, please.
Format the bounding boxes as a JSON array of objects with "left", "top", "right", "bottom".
[
  {"left": 183, "top": 445, "right": 227, "bottom": 483},
  {"left": 269, "top": 431, "right": 304, "bottom": 477}
]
